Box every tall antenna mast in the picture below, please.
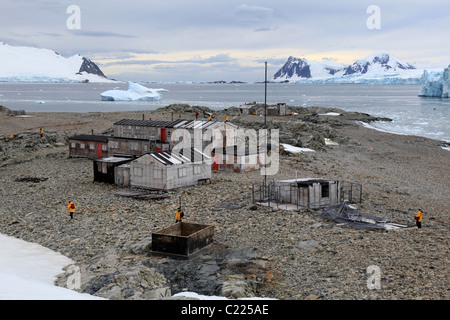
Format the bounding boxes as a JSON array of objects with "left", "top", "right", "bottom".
[
  {"left": 264, "top": 61, "right": 267, "bottom": 127},
  {"left": 264, "top": 61, "right": 267, "bottom": 192}
]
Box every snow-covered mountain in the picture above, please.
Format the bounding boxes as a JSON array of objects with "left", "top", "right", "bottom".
[
  {"left": 0, "top": 42, "right": 113, "bottom": 83},
  {"left": 272, "top": 56, "right": 346, "bottom": 81},
  {"left": 272, "top": 53, "right": 425, "bottom": 84},
  {"left": 343, "top": 52, "right": 415, "bottom": 76}
]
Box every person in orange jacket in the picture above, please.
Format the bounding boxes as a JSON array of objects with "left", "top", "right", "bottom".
[
  {"left": 176, "top": 207, "right": 184, "bottom": 223},
  {"left": 68, "top": 201, "right": 76, "bottom": 220},
  {"left": 415, "top": 208, "right": 424, "bottom": 228}
]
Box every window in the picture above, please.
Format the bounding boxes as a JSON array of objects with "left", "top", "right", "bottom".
[
  {"left": 134, "top": 166, "right": 143, "bottom": 177},
  {"left": 89, "top": 143, "right": 95, "bottom": 150},
  {"left": 102, "top": 144, "right": 107, "bottom": 151},
  {"left": 80, "top": 143, "right": 85, "bottom": 149},
  {"left": 110, "top": 141, "right": 119, "bottom": 149},
  {"left": 193, "top": 165, "right": 202, "bottom": 175},
  {"left": 71, "top": 142, "right": 76, "bottom": 148},
  {"left": 321, "top": 183, "right": 330, "bottom": 198},
  {"left": 131, "top": 142, "right": 139, "bottom": 151},
  {"left": 178, "top": 167, "right": 187, "bottom": 178},
  {"left": 153, "top": 168, "right": 162, "bottom": 179}
]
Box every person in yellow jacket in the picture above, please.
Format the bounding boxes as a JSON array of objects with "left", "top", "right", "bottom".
[
  {"left": 39, "top": 128, "right": 44, "bottom": 137},
  {"left": 176, "top": 207, "right": 184, "bottom": 223},
  {"left": 68, "top": 201, "right": 76, "bottom": 220},
  {"left": 415, "top": 208, "right": 424, "bottom": 228},
  {"left": 225, "top": 115, "right": 228, "bottom": 122}
]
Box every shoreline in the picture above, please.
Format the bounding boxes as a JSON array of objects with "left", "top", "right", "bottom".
[
  {"left": 0, "top": 106, "right": 448, "bottom": 300},
  {"left": 356, "top": 120, "right": 450, "bottom": 145},
  {"left": 1, "top": 106, "right": 449, "bottom": 147}
]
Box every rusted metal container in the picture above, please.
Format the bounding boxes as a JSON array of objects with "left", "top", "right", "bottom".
[{"left": 151, "top": 222, "right": 214, "bottom": 258}]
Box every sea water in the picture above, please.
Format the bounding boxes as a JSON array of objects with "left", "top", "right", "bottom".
[{"left": 0, "top": 82, "right": 449, "bottom": 142}]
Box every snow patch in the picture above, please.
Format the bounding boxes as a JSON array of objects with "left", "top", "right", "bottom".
[
  {"left": 0, "top": 233, "right": 103, "bottom": 300},
  {"left": 325, "top": 138, "right": 339, "bottom": 145},
  {"left": 319, "top": 112, "right": 340, "bottom": 116},
  {"left": 172, "top": 292, "right": 276, "bottom": 300},
  {"left": 281, "top": 143, "right": 315, "bottom": 153}
]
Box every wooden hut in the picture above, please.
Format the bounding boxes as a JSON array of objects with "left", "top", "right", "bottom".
[
  {"left": 130, "top": 148, "right": 211, "bottom": 191},
  {"left": 107, "top": 136, "right": 151, "bottom": 158},
  {"left": 211, "top": 146, "right": 260, "bottom": 172},
  {"left": 113, "top": 118, "right": 238, "bottom": 152},
  {"left": 113, "top": 119, "right": 185, "bottom": 142},
  {"left": 274, "top": 178, "right": 341, "bottom": 209}
]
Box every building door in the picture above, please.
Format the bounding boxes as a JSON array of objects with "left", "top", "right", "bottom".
[
  {"left": 97, "top": 143, "right": 103, "bottom": 158},
  {"left": 123, "top": 169, "right": 129, "bottom": 187},
  {"left": 213, "top": 154, "right": 219, "bottom": 171},
  {"left": 161, "top": 128, "right": 166, "bottom": 142},
  {"left": 296, "top": 184, "right": 309, "bottom": 208}
]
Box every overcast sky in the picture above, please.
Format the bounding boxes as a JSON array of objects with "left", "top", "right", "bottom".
[{"left": 1, "top": 0, "right": 449, "bottom": 82}]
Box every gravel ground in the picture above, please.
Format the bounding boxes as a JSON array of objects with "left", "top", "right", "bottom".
[{"left": 0, "top": 107, "right": 448, "bottom": 300}]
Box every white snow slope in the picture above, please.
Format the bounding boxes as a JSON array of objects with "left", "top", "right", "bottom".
[
  {"left": 0, "top": 233, "right": 103, "bottom": 300},
  {"left": 0, "top": 42, "right": 113, "bottom": 83}
]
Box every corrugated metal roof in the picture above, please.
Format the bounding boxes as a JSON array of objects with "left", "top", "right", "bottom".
[
  {"left": 69, "top": 135, "right": 109, "bottom": 143},
  {"left": 114, "top": 118, "right": 237, "bottom": 130},
  {"left": 96, "top": 156, "right": 132, "bottom": 163},
  {"left": 113, "top": 119, "right": 185, "bottom": 128},
  {"left": 149, "top": 148, "right": 209, "bottom": 166},
  {"left": 108, "top": 136, "right": 150, "bottom": 142}
]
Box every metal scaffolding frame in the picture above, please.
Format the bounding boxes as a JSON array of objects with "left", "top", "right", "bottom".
[{"left": 252, "top": 180, "right": 362, "bottom": 210}]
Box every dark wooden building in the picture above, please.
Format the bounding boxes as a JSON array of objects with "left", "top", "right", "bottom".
[
  {"left": 69, "top": 135, "right": 109, "bottom": 159},
  {"left": 107, "top": 136, "right": 152, "bottom": 158}
]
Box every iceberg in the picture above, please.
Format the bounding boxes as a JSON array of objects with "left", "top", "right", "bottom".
[
  {"left": 101, "top": 81, "right": 167, "bottom": 101},
  {"left": 418, "top": 68, "right": 450, "bottom": 98}
]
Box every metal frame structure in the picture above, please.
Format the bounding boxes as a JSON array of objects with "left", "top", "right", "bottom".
[{"left": 252, "top": 179, "right": 362, "bottom": 210}]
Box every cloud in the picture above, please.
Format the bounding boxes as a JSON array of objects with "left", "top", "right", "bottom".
[
  {"left": 101, "top": 53, "right": 236, "bottom": 67},
  {"left": 233, "top": 4, "right": 274, "bottom": 23}
]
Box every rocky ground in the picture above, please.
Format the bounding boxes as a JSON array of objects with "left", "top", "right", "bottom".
[{"left": 0, "top": 104, "right": 448, "bottom": 300}]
